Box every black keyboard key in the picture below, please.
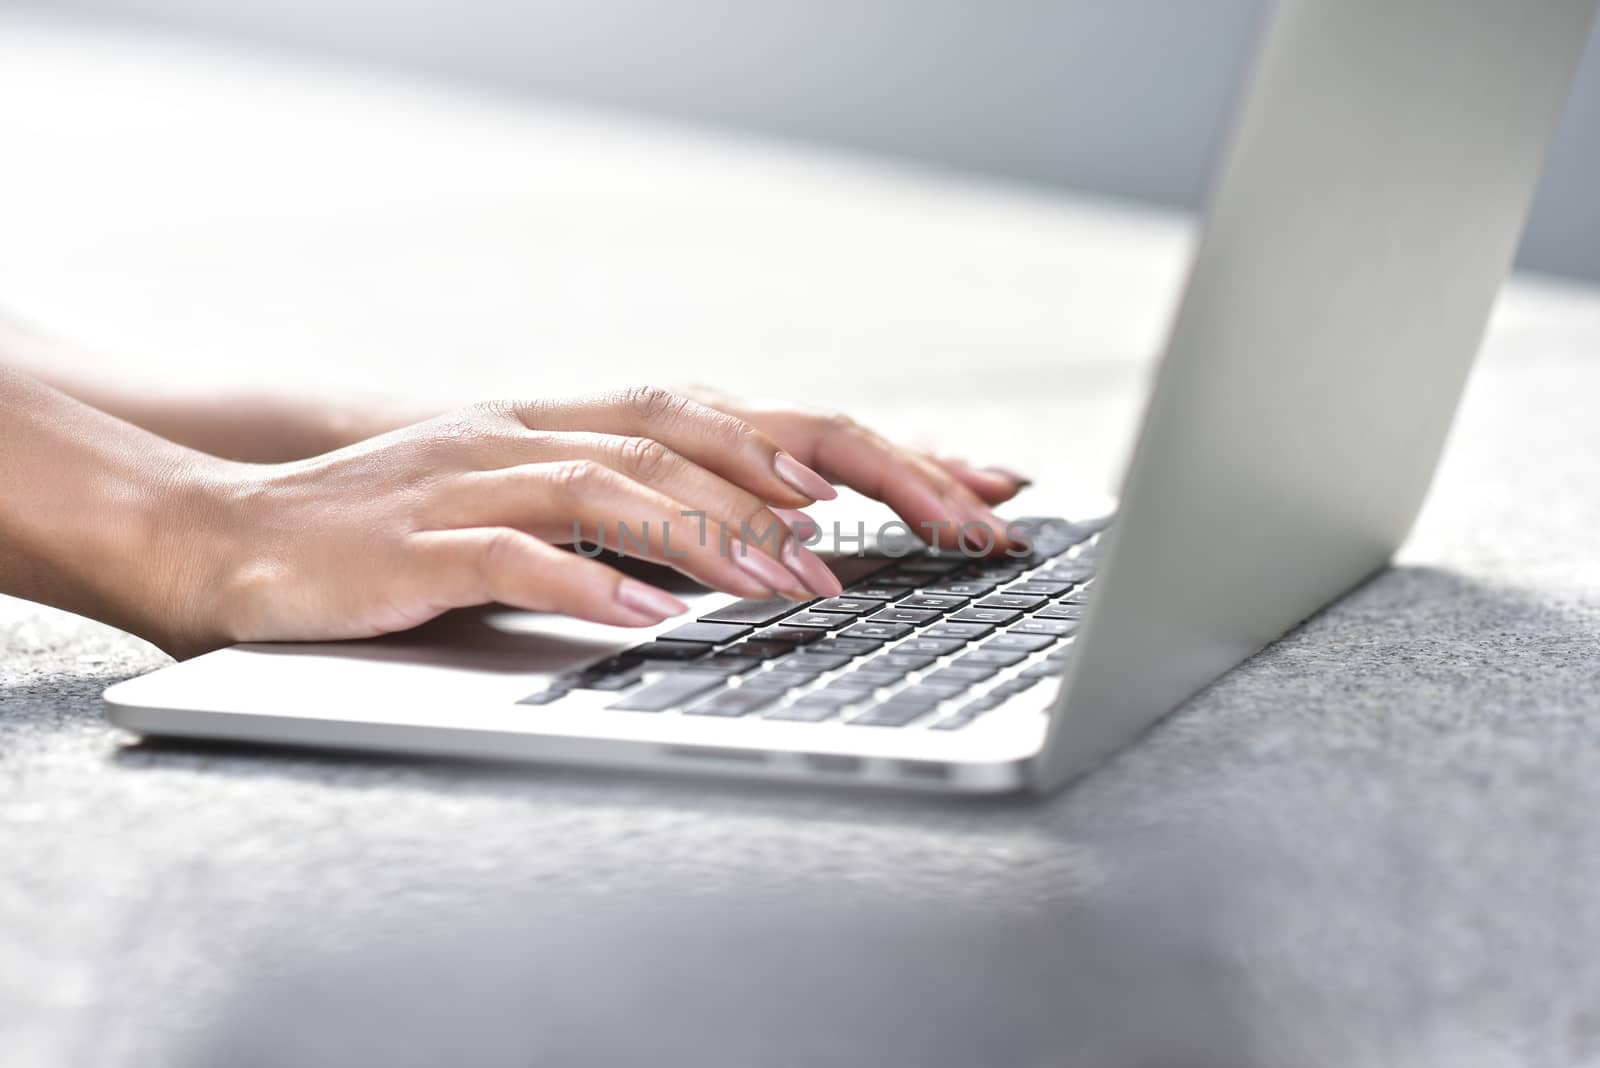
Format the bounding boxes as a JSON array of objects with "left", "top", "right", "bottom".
[
  {"left": 1037, "top": 562, "right": 1095, "bottom": 583},
  {"left": 687, "top": 689, "right": 782, "bottom": 717},
  {"left": 923, "top": 621, "right": 995, "bottom": 642},
  {"left": 950, "top": 607, "right": 1023, "bottom": 626},
  {"left": 607, "top": 673, "right": 726, "bottom": 711},
  {"left": 976, "top": 594, "right": 1047, "bottom": 612},
  {"left": 840, "top": 621, "right": 913, "bottom": 643},
  {"left": 893, "top": 556, "right": 970, "bottom": 574},
  {"left": 872, "top": 572, "right": 930, "bottom": 588},
  {"left": 896, "top": 636, "right": 969, "bottom": 656},
  {"left": 699, "top": 597, "right": 802, "bottom": 626},
  {"left": 968, "top": 557, "right": 1031, "bottom": 575},
  {"left": 876, "top": 650, "right": 940, "bottom": 672},
  {"left": 850, "top": 699, "right": 938, "bottom": 727},
  {"left": 807, "top": 636, "right": 886, "bottom": 657},
  {"left": 924, "top": 664, "right": 997, "bottom": 686},
  {"left": 994, "top": 673, "right": 1046, "bottom": 697},
  {"left": 752, "top": 626, "right": 827, "bottom": 645},
  {"left": 717, "top": 640, "right": 801, "bottom": 660},
  {"left": 900, "top": 683, "right": 963, "bottom": 705},
  {"left": 930, "top": 691, "right": 1004, "bottom": 729},
  {"left": 897, "top": 593, "right": 969, "bottom": 612},
  {"left": 626, "top": 640, "right": 711, "bottom": 661},
  {"left": 763, "top": 703, "right": 839, "bottom": 723},
  {"left": 1012, "top": 618, "right": 1078, "bottom": 637},
  {"left": 560, "top": 655, "right": 643, "bottom": 688},
  {"left": 792, "top": 651, "right": 855, "bottom": 672},
  {"left": 984, "top": 633, "right": 1056, "bottom": 653},
  {"left": 915, "top": 678, "right": 974, "bottom": 699},
  {"left": 957, "top": 647, "right": 1029, "bottom": 668},
  {"left": 674, "top": 658, "right": 762, "bottom": 678},
  {"left": 810, "top": 597, "right": 883, "bottom": 616},
  {"left": 658, "top": 620, "right": 754, "bottom": 644},
  {"left": 749, "top": 666, "right": 827, "bottom": 688},
  {"left": 845, "top": 585, "right": 910, "bottom": 602},
  {"left": 794, "top": 690, "right": 873, "bottom": 711},
  {"left": 1036, "top": 603, "right": 1085, "bottom": 620},
  {"left": 568, "top": 667, "right": 644, "bottom": 691},
  {"left": 868, "top": 607, "right": 941, "bottom": 627},
  {"left": 841, "top": 665, "right": 910, "bottom": 687},
  {"left": 781, "top": 611, "right": 853, "bottom": 630},
  {"left": 1058, "top": 592, "right": 1090, "bottom": 606},
  {"left": 1005, "top": 580, "right": 1076, "bottom": 597}
]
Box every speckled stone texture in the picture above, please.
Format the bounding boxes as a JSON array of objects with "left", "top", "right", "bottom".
[{"left": 4, "top": 15, "right": 1600, "bottom": 1068}]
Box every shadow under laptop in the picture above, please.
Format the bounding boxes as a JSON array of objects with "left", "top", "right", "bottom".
[{"left": 86, "top": 566, "right": 1600, "bottom": 1066}]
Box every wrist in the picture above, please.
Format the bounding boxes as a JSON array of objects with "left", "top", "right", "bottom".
[{"left": 119, "top": 453, "right": 257, "bottom": 657}]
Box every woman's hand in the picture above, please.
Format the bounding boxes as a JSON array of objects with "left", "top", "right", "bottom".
[
  {"left": 316, "top": 389, "right": 1034, "bottom": 557},
  {"left": 676, "top": 386, "right": 1031, "bottom": 551},
  {"left": 3, "top": 367, "right": 1032, "bottom": 659},
  {"left": 162, "top": 389, "right": 869, "bottom": 656}
]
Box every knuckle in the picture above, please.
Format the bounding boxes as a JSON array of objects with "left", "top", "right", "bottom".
[
  {"left": 475, "top": 527, "right": 525, "bottom": 578},
  {"left": 617, "top": 385, "right": 681, "bottom": 422},
  {"left": 465, "top": 398, "right": 520, "bottom": 426},
  {"left": 822, "top": 411, "right": 860, "bottom": 436},
  {"left": 618, "top": 435, "right": 674, "bottom": 482},
  {"left": 620, "top": 385, "right": 687, "bottom": 425},
  {"left": 544, "top": 458, "right": 610, "bottom": 500}
]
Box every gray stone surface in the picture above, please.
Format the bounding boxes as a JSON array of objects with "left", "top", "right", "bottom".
[{"left": 4, "top": 18, "right": 1600, "bottom": 1067}]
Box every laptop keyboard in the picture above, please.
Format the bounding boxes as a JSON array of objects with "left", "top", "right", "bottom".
[{"left": 518, "top": 516, "right": 1109, "bottom": 731}]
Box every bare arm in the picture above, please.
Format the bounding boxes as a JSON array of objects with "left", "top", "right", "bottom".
[
  {"left": 3, "top": 325, "right": 1028, "bottom": 659},
  {"left": 0, "top": 365, "right": 222, "bottom": 647},
  {"left": 0, "top": 315, "right": 399, "bottom": 462}
]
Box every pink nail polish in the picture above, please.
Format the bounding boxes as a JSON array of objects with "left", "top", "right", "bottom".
[
  {"left": 730, "top": 540, "right": 806, "bottom": 596},
  {"left": 982, "top": 466, "right": 1033, "bottom": 487},
  {"left": 783, "top": 542, "right": 843, "bottom": 597},
  {"left": 964, "top": 506, "right": 1013, "bottom": 552},
  {"left": 615, "top": 579, "right": 687, "bottom": 620},
  {"left": 773, "top": 453, "right": 838, "bottom": 502},
  {"left": 772, "top": 507, "right": 821, "bottom": 542}
]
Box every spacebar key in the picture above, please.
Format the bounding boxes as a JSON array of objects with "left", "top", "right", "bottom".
[{"left": 608, "top": 674, "right": 726, "bottom": 712}]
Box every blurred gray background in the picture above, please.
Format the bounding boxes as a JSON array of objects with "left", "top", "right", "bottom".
[{"left": 10, "top": 0, "right": 1600, "bottom": 282}]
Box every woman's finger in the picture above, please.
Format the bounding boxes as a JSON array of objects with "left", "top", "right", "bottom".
[
  {"left": 928, "top": 455, "right": 1031, "bottom": 505},
  {"left": 402, "top": 527, "right": 689, "bottom": 627},
  {"left": 514, "top": 431, "right": 841, "bottom": 597},
  {"left": 512, "top": 388, "right": 837, "bottom": 509},
  {"left": 760, "top": 411, "right": 1013, "bottom": 553},
  {"left": 427, "top": 460, "right": 840, "bottom": 599}
]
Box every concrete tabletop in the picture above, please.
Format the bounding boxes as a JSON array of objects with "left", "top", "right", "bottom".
[{"left": 4, "top": 14, "right": 1600, "bottom": 1067}]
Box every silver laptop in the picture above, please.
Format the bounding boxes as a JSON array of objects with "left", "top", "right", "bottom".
[{"left": 104, "top": 0, "right": 1599, "bottom": 794}]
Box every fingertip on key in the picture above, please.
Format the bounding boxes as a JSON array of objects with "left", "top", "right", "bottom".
[{"left": 783, "top": 542, "right": 843, "bottom": 598}]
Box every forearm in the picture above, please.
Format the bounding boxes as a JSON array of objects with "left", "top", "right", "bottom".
[
  {"left": 0, "top": 365, "right": 231, "bottom": 651},
  {"left": 0, "top": 315, "right": 391, "bottom": 462}
]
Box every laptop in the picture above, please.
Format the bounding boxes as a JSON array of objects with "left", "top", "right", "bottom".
[{"left": 103, "top": 0, "right": 1599, "bottom": 794}]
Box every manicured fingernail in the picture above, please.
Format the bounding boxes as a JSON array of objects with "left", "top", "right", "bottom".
[
  {"left": 783, "top": 541, "right": 843, "bottom": 598},
  {"left": 615, "top": 579, "right": 687, "bottom": 620},
  {"left": 730, "top": 540, "right": 807, "bottom": 597},
  {"left": 773, "top": 453, "right": 837, "bottom": 502},
  {"left": 772, "top": 507, "right": 821, "bottom": 542},
  {"left": 982, "top": 466, "right": 1032, "bottom": 488}
]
